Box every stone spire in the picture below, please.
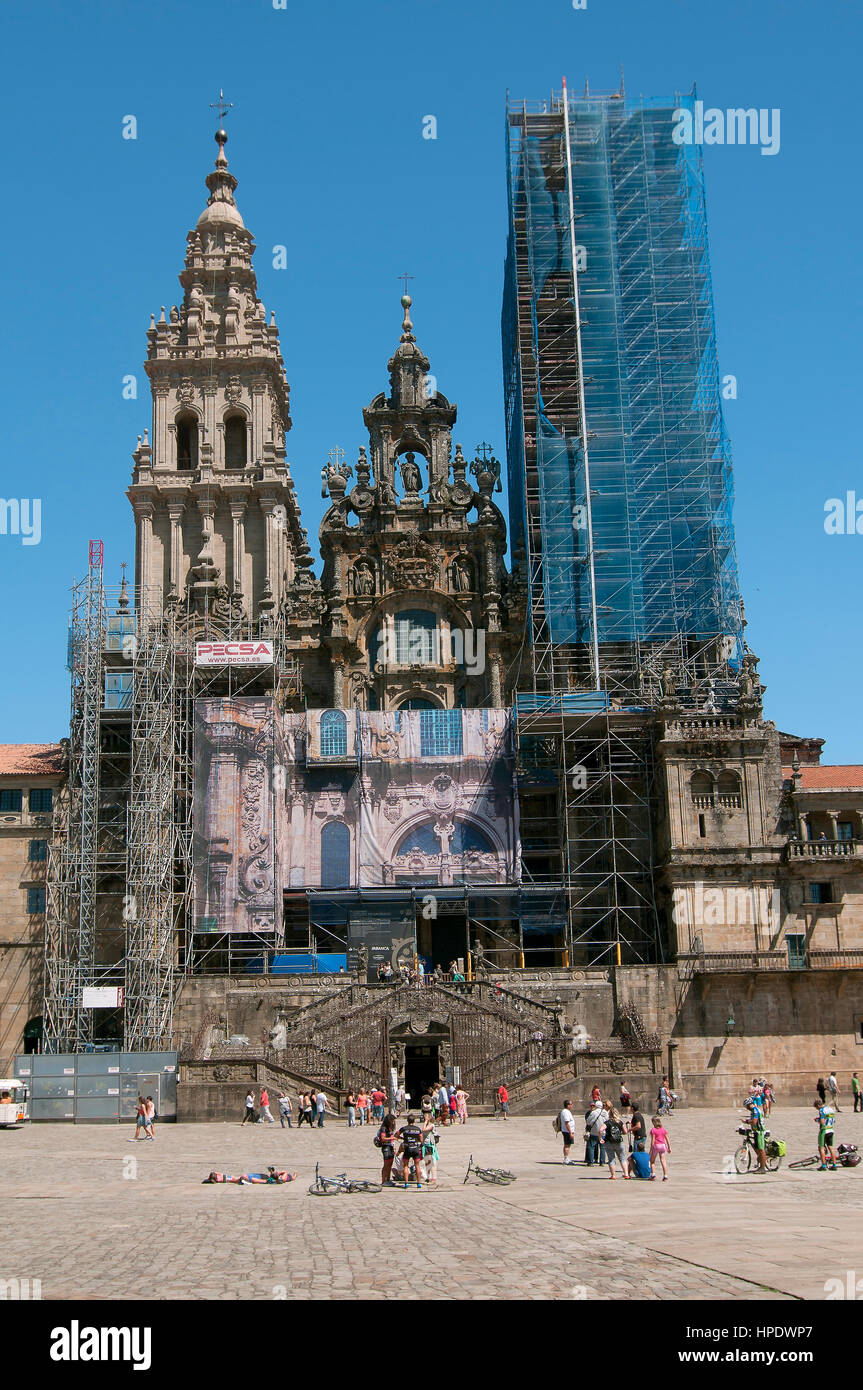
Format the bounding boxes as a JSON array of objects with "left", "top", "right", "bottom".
[
  {"left": 127, "top": 121, "right": 315, "bottom": 633},
  {"left": 387, "top": 293, "right": 430, "bottom": 411}
]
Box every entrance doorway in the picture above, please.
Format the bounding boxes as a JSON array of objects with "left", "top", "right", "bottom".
[
  {"left": 404, "top": 1044, "right": 440, "bottom": 1104},
  {"left": 416, "top": 912, "right": 467, "bottom": 970}
]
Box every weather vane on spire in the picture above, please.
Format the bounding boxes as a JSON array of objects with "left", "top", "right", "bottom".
[{"left": 210, "top": 89, "right": 234, "bottom": 124}]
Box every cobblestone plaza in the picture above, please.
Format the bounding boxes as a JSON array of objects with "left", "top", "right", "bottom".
[{"left": 3, "top": 1109, "right": 860, "bottom": 1301}]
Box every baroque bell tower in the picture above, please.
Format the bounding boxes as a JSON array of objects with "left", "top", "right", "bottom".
[{"left": 127, "top": 122, "right": 318, "bottom": 638}]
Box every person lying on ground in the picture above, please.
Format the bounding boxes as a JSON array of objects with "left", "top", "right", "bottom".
[{"left": 202, "top": 1168, "right": 297, "bottom": 1184}]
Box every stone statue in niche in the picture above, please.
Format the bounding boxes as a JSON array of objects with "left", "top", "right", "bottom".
[
  {"left": 452, "top": 556, "right": 473, "bottom": 592},
  {"left": 352, "top": 562, "right": 375, "bottom": 597},
  {"left": 399, "top": 452, "right": 423, "bottom": 494}
]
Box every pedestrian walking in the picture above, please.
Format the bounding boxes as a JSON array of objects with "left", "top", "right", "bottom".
[
  {"left": 497, "top": 1083, "right": 509, "bottom": 1119},
  {"left": 816, "top": 1076, "right": 827, "bottom": 1104},
  {"left": 649, "top": 1114, "right": 672, "bottom": 1180},
  {"left": 603, "top": 1107, "right": 629, "bottom": 1180},
  {"left": 558, "top": 1099, "right": 576, "bottom": 1165},
  {"left": 395, "top": 1083, "right": 406, "bottom": 1116},
  {"left": 297, "top": 1091, "right": 315, "bottom": 1128},
  {"left": 345, "top": 1089, "right": 357, "bottom": 1127},
  {"left": 132, "top": 1095, "right": 148, "bottom": 1141},
  {"left": 437, "top": 1080, "right": 450, "bottom": 1125},
  {"left": 259, "top": 1087, "right": 275, "bottom": 1124},
  {"left": 277, "top": 1092, "right": 293, "bottom": 1128},
  {"left": 314, "top": 1089, "right": 332, "bottom": 1128},
  {"left": 241, "top": 1090, "right": 257, "bottom": 1125},
  {"left": 456, "top": 1084, "right": 469, "bottom": 1124},
  {"left": 853, "top": 1072, "right": 862, "bottom": 1113},
  {"left": 619, "top": 1083, "right": 631, "bottom": 1114},
  {"left": 357, "top": 1088, "right": 369, "bottom": 1125},
  {"left": 827, "top": 1071, "right": 841, "bottom": 1112},
  {"left": 144, "top": 1095, "right": 156, "bottom": 1140}
]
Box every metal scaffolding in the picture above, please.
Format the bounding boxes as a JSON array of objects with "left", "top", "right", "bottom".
[
  {"left": 502, "top": 84, "right": 747, "bottom": 963},
  {"left": 503, "top": 86, "right": 743, "bottom": 703},
  {"left": 43, "top": 541, "right": 106, "bottom": 1052}
]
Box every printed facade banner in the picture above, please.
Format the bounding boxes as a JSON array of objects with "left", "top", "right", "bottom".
[{"left": 192, "top": 699, "right": 519, "bottom": 935}]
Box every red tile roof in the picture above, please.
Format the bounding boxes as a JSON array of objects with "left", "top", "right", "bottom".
[
  {"left": 0, "top": 744, "right": 65, "bottom": 777},
  {"left": 782, "top": 764, "right": 863, "bottom": 789}
]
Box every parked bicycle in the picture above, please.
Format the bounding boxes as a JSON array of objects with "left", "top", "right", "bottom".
[
  {"left": 308, "top": 1162, "right": 382, "bottom": 1196},
  {"left": 733, "top": 1125, "right": 785, "bottom": 1173},
  {"left": 463, "top": 1154, "right": 517, "bottom": 1186}
]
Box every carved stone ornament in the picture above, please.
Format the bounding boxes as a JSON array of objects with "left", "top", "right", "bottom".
[
  {"left": 176, "top": 378, "right": 195, "bottom": 406},
  {"left": 385, "top": 536, "right": 437, "bottom": 591},
  {"left": 349, "top": 484, "right": 375, "bottom": 514},
  {"left": 225, "top": 376, "right": 243, "bottom": 406}
]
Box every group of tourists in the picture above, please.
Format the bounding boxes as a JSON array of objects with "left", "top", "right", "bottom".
[
  {"left": 419, "top": 1081, "right": 470, "bottom": 1125},
  {"left": 557, "top": 1084, "right": 671, "bottom": 1180},
  {"left": 130, "top": 1095, "right": 157, "bottom": 1141},
  {"left": 374, "top": 1111, "right": 441, "bottom": 1187},
  {"left": 241, "top": 1087, "right": 334, "bottom": 1128}
]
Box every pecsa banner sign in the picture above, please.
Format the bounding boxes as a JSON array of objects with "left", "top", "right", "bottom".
[{"left": 195, "top": 640, "right": 274, "bottom": 668}]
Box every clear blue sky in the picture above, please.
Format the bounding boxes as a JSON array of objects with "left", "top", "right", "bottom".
[{"left": 1, "top": 0, "right": 860, "bottom": 758}]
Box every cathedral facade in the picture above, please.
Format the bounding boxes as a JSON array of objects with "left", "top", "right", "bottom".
[{"left": 1, "top": 124, "right": 861, "bottom": 1112}]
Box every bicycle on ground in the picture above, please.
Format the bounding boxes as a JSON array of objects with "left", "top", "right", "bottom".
[
  {"left": 308, "top": 1162, "right": 382, "bottom": 1195},
  {"left": 463, "top": 1154, "right": 517, "bottom": 1185}
]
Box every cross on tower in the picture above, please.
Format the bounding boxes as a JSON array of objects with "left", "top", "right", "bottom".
[
  {"left": 475, "top": 441, "right": 495, "bottom": 462},
  {"left": 210, "top": 89, "right": 234, "bottom": 123},
  {"left": 398, "top": 271, "right": 414, "bottom": 296},
  {"left": 328, "top": 447, "right": 346, "bottom": 469}
]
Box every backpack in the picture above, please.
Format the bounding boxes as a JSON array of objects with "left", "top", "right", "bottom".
[
  {"left": 606, "top": 1118, "right": 623, "bottom": 1144},
  {"left": 552, "top": 1114, "right": 562, "bottom": 1134}
]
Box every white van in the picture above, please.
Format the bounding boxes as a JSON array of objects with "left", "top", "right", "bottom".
[{"left": 0, "top": 1080, "right": 29, "bottom": 1127}]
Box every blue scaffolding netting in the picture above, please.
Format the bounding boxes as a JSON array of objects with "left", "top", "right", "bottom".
[{"left": 503, "top": 90, "right": 743, "bottom": 659}]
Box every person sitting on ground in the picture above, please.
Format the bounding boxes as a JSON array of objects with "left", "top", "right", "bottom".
[
  {"left": 629, "top": 1146, "right": 655, "bottom": 1180},
  {"left": 203, "top": 1167, "right": 297, "bottom": 1184}
]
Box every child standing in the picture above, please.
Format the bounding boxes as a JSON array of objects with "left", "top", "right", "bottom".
[{"left": 649, "top": 1114, "right": 672, "bottom": 1180}]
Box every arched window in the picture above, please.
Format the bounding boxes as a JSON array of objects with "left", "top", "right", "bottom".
[
  {"left": 398, "top": 697, "right": 436, "bottom": 710},
  {"left": 451, "top": 822, "right": 494, "bottom": 854},
  {"left": 321, "top": 821, "right": 350, "bottom": 889},
  {"left": 690, "top": 771, "right": 714, "bottom": 809},
  {"left": 176, "top": 413, "right": 198, "bottom": 470},
  {"left": 396, "top": 823, "right": 440, "bottom": 856},
  {"left": 224, "top": 414, "right": 247, "bottom": 470},
  {"left": 320, "top": 710, "right": 347, "bottom": 757},
  {"left": 716, "top": 771, "right": 743, "bottom": 809}
]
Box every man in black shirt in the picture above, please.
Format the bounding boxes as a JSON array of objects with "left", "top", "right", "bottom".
[
  {"left": 397, "top": 1113, "right": 425, "bottom": 1188},
  {"left": 629, "top": 1102, "right": 648, "bottom": 1153}
]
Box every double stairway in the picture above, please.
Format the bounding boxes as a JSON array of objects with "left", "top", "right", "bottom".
[{"left": 201, "top": 977, "right": 568, "bottom": 1104}]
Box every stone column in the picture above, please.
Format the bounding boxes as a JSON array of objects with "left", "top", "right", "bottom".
[
  {"left": 332, "top": 657, "right": 345, "bottom": 708},
  {"left": 135, "top": 501, "right": 155, "bottom": 606},
  {"left": 489, "top": 653, "right": 502, "bottom": 709},
  {"left": 152, "top": 384, "right": 170, "bottom": 468},
  {"left": 166, "top": 501, "right": 185, "bottom": 599},
  {"left": 827, "top": 811, "right": 839, "bottom": 840},
  {"left": 229, "top": 500, "right": 246, "bottom": 596},
  {"left": 798, "top": 812, "right": 810, "bottom": 842},
  {"left": 200, "top": 385, "right": 217, "bottom": 469}
]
